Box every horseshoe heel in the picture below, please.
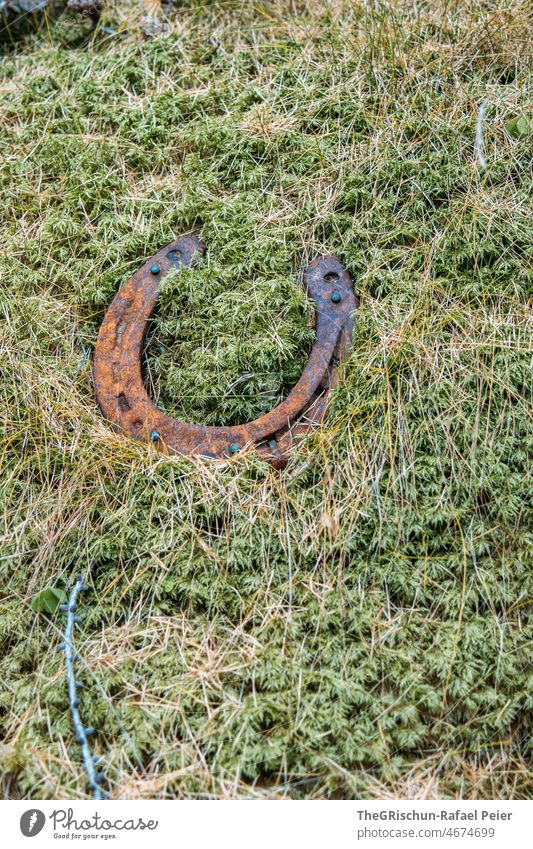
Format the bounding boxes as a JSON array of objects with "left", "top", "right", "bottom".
[{"left": 93, "top": 235, "right": 357, "bottom": 468}]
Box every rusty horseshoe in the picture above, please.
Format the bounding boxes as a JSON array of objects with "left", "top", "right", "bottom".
[{"left": 93, "top": 235, "right": 357, "bottom": 468}]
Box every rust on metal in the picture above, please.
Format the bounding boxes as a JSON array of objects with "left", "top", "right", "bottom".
[{"left": 93, "top": 235, "right": 357, "bottom": 468}]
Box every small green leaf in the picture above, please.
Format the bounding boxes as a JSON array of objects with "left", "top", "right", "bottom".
[
  {"left": 505, "top": 115, "right": 530, "bottom": 138},
  {"left": 31, "top": 587, "right": 67, "bottom": 614}
]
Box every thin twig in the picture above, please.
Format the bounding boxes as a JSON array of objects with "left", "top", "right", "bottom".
[
  {"left": 60, "top": 576, "right": 107, "bottom": 800},
  {"left": 475, "top": 101, "right": 489, "bottom": 169},
  {"left": 43, "top": 595, "right": 146, "bottom": 776}
]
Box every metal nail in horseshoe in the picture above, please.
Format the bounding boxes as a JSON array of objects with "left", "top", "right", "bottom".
[{"left": 93, "top": 235, "right": 358, "bottom": 469}]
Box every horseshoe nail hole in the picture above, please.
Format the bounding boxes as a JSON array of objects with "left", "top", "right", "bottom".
[
  {"left": 166, "top": 249, "right": 183, "bottom": 262},
  {"left": 115, "top": 320, "right": 125, "bottom": 347},
  {"left": 324, "top": 272, "right": 339, "bottom": 284},
  {"left": 118, "top": 393, "right": 131, "bottom": 412}
]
